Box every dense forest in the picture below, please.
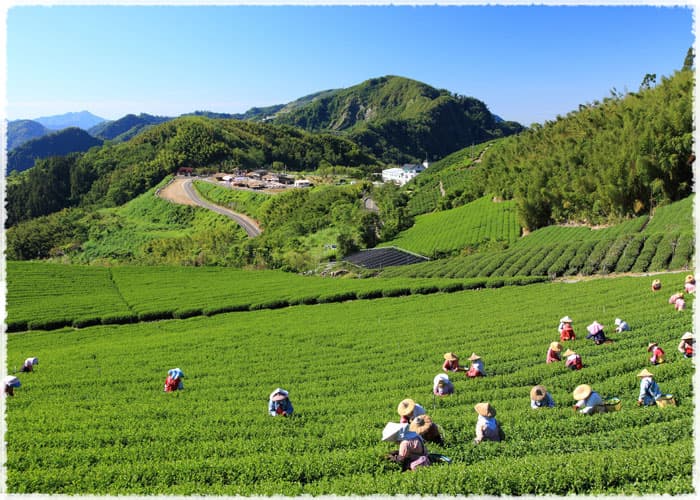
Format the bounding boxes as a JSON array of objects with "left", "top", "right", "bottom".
[
  {"left": 6, "top": 127, "right": 103, "bottom": 174},
  {"left": 270, "top": 75, "right": 523, "bottom": 163},
  {"left": 401, "top": 60, "right": 694, "bottom": 230}
]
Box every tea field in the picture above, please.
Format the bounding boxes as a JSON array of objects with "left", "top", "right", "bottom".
[
  {"left": 5, "top": 261, "right": 544, "bottom": 332},
  {"left": 381, "top": 195, "right": 694, "bottom": 279},
  {"left": 5, "top": 271, "right": 695, "bottom": 495},
  {"left": 379, "top": 196, "right": 521, "bottom": 257}
]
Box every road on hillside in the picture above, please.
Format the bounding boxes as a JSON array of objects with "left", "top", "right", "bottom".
[{"left": 171, "top": 178, "right": 262, "bottom": 237}]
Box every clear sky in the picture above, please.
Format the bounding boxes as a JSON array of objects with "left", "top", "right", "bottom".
[{"left": 3, "top": 2, "right": 695, "bottom": 126}]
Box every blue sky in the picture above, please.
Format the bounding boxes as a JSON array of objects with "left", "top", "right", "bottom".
[{"left": 4, "top": 3, "right": 695, "bottom": 126}]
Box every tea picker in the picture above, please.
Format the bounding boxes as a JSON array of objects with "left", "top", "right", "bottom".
[
  {"left": 268, "top": 388, "right": 294, "bottom": 416},
  {"left": 678, "top": 332, "right": 694, "bottom": 358},
  {"left": 4, "top": 375, "right": 21, "bottom": 397},
  {"left": 572, "top": 384, "right": 605, "bottom": 414},
  {"left": 20, "top": 357, "right": 38, "bottom": 373},
  {"left": 164, "top": 368, "right": 185, "bottom": 392},
  {"left": 636, "top": 369, "right": 673, "bottom": 407}
]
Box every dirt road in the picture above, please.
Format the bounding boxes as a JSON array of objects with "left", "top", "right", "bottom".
[{"left": 158, "top": 177, "right": 262, "bottom": 237}]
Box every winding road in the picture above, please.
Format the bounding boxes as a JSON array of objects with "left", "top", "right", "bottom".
[{"left": 159, "top": 177, "right": 262, "bottom": 237}]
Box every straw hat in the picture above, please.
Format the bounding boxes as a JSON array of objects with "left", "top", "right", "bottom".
[
  {"left": 637, "top": 368, "right": 654, "bottom": 378},
  {"left": 474, "top": 402, "right": 496, "bottom": 417},
  {"left": 560, "top": 316, "right": 573, "bottom": 323},
  {"left": 573, "top": 384, "right": 592, "bottom": 401},
  {"left": 647, "top": 342, "right": 658, "bottom": 352},
  {"left": 685, "top": 274, "right": 694, "bottom": 283},
  {"left": 433, "top": 373, "right": 450, "bottom": 387},
  {"left": 468, "top": 353, "right": 481, "bottom": 361},
  {"left": 563, "top": 348, "right": 576, "bottom": 357},
  {"left": 443, "top": 352, "right": 458, "bottom": 361},
  {"left": 530, "top": 385, "right": 547, "bottom": 401},
  {"left": 587, "top": 321, "right": 604, "bottom": 335},
  {"left": 381, "top": 422, "right": 408, "bottom": 442},
  {"left": 681, "top": 332, "right": 694, "bottom": 341},
  {"left": 270, "top": 388, "right": 289, "bottom": 401},
  {"left": 397, "top": 398, "right": 416, "bottom": 417},
  {"left": 409, "top": 414, "right": 433, "bottom": 435},
  {"left": 614, "top": 318, "right": 622, "bottom": 326},
  {"left": 549, "top": 341, "right": 562, "bottom": 352}
]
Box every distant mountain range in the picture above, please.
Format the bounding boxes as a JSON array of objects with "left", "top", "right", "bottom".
[
  {"left": 35, "top": 110, "right": 106, "bottom": 130},
  {"left": 7, "top": 75, "right": 523, "bottom": 171}
]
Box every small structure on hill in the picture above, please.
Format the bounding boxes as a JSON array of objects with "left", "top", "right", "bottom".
[{"left": 382, "top": 162, "right": 428, "bottom": 186}]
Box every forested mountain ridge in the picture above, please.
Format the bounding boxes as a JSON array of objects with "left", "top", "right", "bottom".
[
  {"left": 7, "top": 120, "right": 52, "bottom": 150},
  {"left": 268, "top": 75, "right": 524, "bottom": 163},
  {"left": 88, "top": 113, "right": 172, "bottom": 141},
  {"left": 6, "top": 127, "right": 104, "bottom": 175},
  {"left": 5, "top": 116, "right": 379, "bottom": 227}
]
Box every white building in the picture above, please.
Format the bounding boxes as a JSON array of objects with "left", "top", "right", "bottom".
[{"left": 381, "top": 163, "right": 428, "bottom": 186}]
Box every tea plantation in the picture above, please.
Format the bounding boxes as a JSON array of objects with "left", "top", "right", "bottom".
[{"left": 5, "top": 271, "right": 695, "bottom": 495}]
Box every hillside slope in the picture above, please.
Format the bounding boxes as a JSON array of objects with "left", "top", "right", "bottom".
[
  {"left": 6, "top": 127, "right": 103, "bottom": 174},
  {"left": 270, "top": 75, "right": 523, "bottom": 163},
  {"left": 7, "top": 120, "right": 52, "bottom": 150},
  {"left": 88, "top": 113, "right": 172, "bottom": 141}
]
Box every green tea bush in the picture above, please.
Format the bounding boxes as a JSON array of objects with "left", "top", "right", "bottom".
[{"left": 5, "top": 273, "right": 694, "bottom": 495}]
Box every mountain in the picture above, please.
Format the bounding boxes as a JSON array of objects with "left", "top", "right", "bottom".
[
  {"left": 7, "top": 120, "right": 52, "bottom": 150},
  {"left": 89, "top": 113, "right": 172, "bottom": 141},
  {"left": 267, "top": 76, "right": 524, "bottom": 163},
  {"left": 35, "top": 111, "right": 106, "bottom": 130},
  {"left": 7, "top": 127, "right": 104, "bottom": 174}
]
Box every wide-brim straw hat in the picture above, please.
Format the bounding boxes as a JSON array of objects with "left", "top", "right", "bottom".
[
  {"left": 381, "top": 422, "right": 408, "bottom": 442},
  {"left": 549, "top": 342, "right": 562, "bottom": 352},
  {"left": 637, "top": 368, "right": 654, "bottom": 378},
  {"left": 409, "top": 414, "right": 433, "bottom": 435},
  {"left": 443, "top": 352, "right": 458, "bottom": 361},
  {"left": 270, "top": 388, "right": 289, "bottom": 401},
  {"left": 530, "top": 385, "right": 547, "bottom": 401},
  {"left": 560, "top": 316, "right": 573, "bottom": 323},
  {"left": 685, "top": 274, "right": 694, "bottom": 283},
  {"left": 681, "top": 332, "right": 694, "bottom": 341},
  {"left": 563, "top": 348, "right": 576, "bottom": 357},
  {"left": 647, "top": 342, "right": 658, "bottom": 352},
  {"left": 474, "top": 402, "right": 496, "bottom": 417},
  {"left": 434, "top": 373, "right": 450, "bottom": 386},
  {"left": 468, "top": 353, "right": 481, "bottom": 361},
  {"left": 573, "top": 384, "right": 592, "bottom": 401},
  {"left": 397, "top": 398, "right": 416, "bottom": 417},
  {"left": 587, "top": 321, "right": 604, "bottom": 335}
]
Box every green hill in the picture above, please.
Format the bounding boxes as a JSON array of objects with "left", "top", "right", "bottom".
[
  {"left": 7, "top": 119, "right": 52, "bottom": 150},
  {"left": 6, "top": 116, "right": 380, "bottom": 228},
  {"left": 270, "top": 75, "right": 523, "bottom": 163},
  {"left": 88, "top": 113, "right": 172, "bottom": 141},
  {"left": 6, "top": 127, "right": 103, "bottom": 174},
  {"left": 475, "top": 68, "right": 694, "bottom": 230}
]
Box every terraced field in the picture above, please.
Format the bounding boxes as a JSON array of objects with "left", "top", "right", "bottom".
[
  {"left": 5, "top": 271, "right": 695, "bottom": 495},
  {"left": 379, "top": 196, "right": 520, "bottom": 258},
  {"left": 381, "top": 195, "right": 694, "bottom": 279}
]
